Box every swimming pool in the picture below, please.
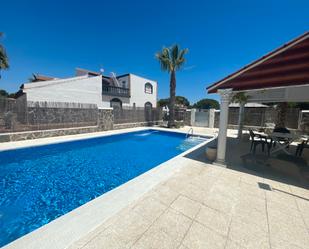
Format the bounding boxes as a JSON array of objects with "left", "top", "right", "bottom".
[{"left": 0, "top": 129, "right": 209, "bottom": 247}]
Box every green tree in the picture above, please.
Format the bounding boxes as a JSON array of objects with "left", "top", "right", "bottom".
[
  {"left": 0, "top": 32, "right": 9, "bottom": 79},
  {"left": 156, "top": 44, "right": 188, "bottom": 127},
  {"left": 286, "top": 102, "right": 309, "bottom": 110},
  {"left": 157, "top": 98, "right": 169, "bottom": 107},
  {"left": 175, "top": 96, "right": 190, "bottom": 107},
  {"left": 0, "top": 89, "right": 9, "bottom": 98},
  {"left": 158, "top": 96, "right": 190, "bottom": 108},
  {"left": 193, "top": 98, "right": 219, "bottom": 109}
]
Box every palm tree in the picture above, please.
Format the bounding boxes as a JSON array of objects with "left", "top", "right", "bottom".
[
  {"left": 275, "top": 102, "right": 288, "bottom": 128},
  {"left": 231, "top": 92, "right": 249, "bottom": 139},
  {"left": 156, "top": 44, "right": 188, "bottom": 127},
  {"left": 0, "top": 32, "right": 9, "bottom": 79}
]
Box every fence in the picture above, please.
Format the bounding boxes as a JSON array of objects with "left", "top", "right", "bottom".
[
  {"left": 193, "top": 109, "right": 210, "bottom": 127},
  {"left": 0, "top": 97, "right": 163, "bottom": 134},
  {"left": 113, "top": 106, "right": 163, "bottom": 124},
  {"left": 161, "top": 108, "right": 212, "bottom": 127},
  {"left": 214, "top": 107, "right": 301, "bottom": 129},
  {"left": 0, "top": 97, "right": 99, "bottom": 133}
]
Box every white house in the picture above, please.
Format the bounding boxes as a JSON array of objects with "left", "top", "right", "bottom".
[{"left": 21, "top": 68, "right": 158, "bottom": 108}]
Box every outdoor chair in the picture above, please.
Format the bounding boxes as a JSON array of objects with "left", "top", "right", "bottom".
[
  {"left": 295, "top": 138, "right": 309, "bottom": 157},
  {"left": 249, "top": 129, "right": 272, "bottom": 155},
  {"left": 272, "top": 127, "right": 291, "bottom": 149}
]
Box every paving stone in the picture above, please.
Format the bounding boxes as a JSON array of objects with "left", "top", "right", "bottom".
[
  {"left": 228, "top": 219, "right": 270, "bottom": 249},
  {"left": 171, "top": 195, "right": 201, "bottom": 219},
  {"left": 147, "top": 184, "right": 180, "bottom": 206},
  {"left": 109, "top": 210, "right": 152, "bottom": 247},
  {"left": 268, "top": 209, "right": 309, "bottom": 249},
  {"left": 82, "top": 227, "right": 128, "bottom": 249},
  {"left": 179, "top": 182, "right": 210, "bottom": 203},
  {"left": 270, "top": 239, "right": 305, "bottom": 249},
  {"left": 131, "top": 226, "right": 179, "bottom": 249},
  {"left": 182, "top": 221, "right": 226, "bottom": 249},
  {"left": 195, "top": 205, "right": 231, "bottom": 236},
  {"left": 151, "top": 208, "right": 192, "bottom": 244},
  {"left": 132, "top": 196, "right": 167, "bottom": 223}
]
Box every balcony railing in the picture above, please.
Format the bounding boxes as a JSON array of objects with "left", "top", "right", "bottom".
[{"left": 102, "top": 85, "right": 130, "bottom": 97}]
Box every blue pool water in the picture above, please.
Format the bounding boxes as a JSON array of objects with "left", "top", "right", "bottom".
[{"left": 0, "top": 130, "right": 208, "bottom": 247}]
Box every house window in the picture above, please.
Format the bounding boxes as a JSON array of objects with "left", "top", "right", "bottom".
[
  {"left": 122, "top": 81, "right": 126, "bottom": 88},
  {"left": 145, "top": 83, "right": 153, "bottom": 94}
]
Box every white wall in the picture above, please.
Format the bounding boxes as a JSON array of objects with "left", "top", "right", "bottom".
[
  {"left": 23, "top": 75, "right": 106, "bottom": 108},
  {"left": 129, "top": 74, "right": 157, "bottom": 108},
  {"left": 23, "top": 73, "right": 158, "bottom": 109}
]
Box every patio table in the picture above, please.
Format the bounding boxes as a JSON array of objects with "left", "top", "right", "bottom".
[
  {"left": 301, "top": 135, "right": 309, "bottom": 141},
  {"left": 269, "top": 132, "right": 299, "bottom": 155},
  {"left": 253, "top": 131, "right": 269, "bottom": 139}
]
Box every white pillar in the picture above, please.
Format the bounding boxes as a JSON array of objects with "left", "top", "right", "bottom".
[
  {"left": 216, "top": 89, "right": 232, "bottom": 165},
  {"left": 190, "top": 108, "right": 196, "bottom": 126},
  {"left": 208, "top": 109, "right": 215, "bottom": 128},
  {"left": 237, "top": 102, "right": 245, "bottom": 139}
]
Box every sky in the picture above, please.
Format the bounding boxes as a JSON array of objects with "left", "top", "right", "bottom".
[{"left": 1, "top": 0, "right": 308, "bottom": 104}]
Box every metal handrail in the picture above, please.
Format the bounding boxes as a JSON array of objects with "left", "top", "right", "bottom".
[
  {"left": 102, "top": 85, "right": 130, "bottom": 97},
  {"left": 186, "top": 127, "right": 194, "bottom": 138}
]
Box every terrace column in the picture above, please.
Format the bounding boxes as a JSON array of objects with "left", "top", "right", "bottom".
[
  {"left": 208, "top": 109, "right": 215, "bottom": 128},
  {"left": 237, "top": 102, "right": 245, "bottom": 139},
  {"left": 191, "top": 108, "right": 196, "bottom": 126},
  {"left": 216, "top": 89, "right": 232, "bottom": 166}
]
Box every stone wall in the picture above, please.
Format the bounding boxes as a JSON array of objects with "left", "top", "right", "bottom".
[
  {"left": 0, "top": 120, "right": 164, "bottom": 142},
  {"left": 114, "top": 121, "right": 163, "bottom": 130},
  {"left": 0, "top": 98, "right": 164, "bottom": 142},
  {"left": 97, "top": 109, "right": 113, "bottom": 130},
  {"left": 0, "top": 95, "right": 165, "bottom": 142},
  {"left": 0, "top": 126, "right": 99, "bottom": 142},
  {"left": 27, "top": 105, "right": 98, "bottom": 128},
  {"left": 0, "top": 98, "right": 99, "bottom": 132}
]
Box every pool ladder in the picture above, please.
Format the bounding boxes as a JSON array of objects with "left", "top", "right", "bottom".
[{"left": 186, "top": 128, "right": 194, "bottom": 138}]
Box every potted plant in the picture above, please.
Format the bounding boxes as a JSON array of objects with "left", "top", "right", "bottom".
[{"left": 205, "top": 140, "right": 218, "bottom": 161}]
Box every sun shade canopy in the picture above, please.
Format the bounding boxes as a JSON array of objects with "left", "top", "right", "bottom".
[{"left": 207, "top": 31, "right": 309, "bottom": 94}]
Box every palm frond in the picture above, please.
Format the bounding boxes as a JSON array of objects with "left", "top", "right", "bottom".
[
  {"left": 0, "top": 33, "right": 9, "bottom": 70},
  {"left": 0, "top": 45, "right": 9, "bottom": 69},
  {"left": 171, "top": 44, "right": 179, "bottom": 68},
  {"left": 156, "top": 44, "right": 188, "bottom": 72},
  {"left": 175, "top": 47, "right": 188, "bottom": 70},
  {"left": 155, "top": 47, "right": 172, "bottom": 72}
]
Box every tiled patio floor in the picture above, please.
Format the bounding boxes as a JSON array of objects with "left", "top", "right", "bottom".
[{"left": 69, "top": 159, "right": 309, "bottom": 249}]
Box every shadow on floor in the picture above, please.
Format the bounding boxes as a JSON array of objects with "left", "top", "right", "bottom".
[{"left": 184, "top": 137, "right": 309, "bottom": 189}]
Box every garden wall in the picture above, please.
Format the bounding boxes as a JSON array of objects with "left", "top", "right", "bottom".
[{"left": 0, "top": 96, "right": 163, "bottom": 142}]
